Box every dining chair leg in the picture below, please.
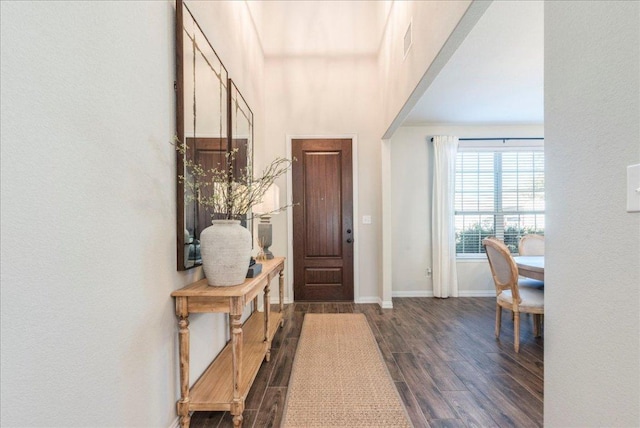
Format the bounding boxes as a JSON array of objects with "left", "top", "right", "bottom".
[
  {"left": 538, "top": 314, "right": 544, "bottom": 337},
  {"left": 532, "top": 314, "right": 543, "bottom": 338},
  {"left": 533, "top": 314, "right": 540, "bottom": 337},
  {"left": 514, "top": 312, "right": 521, "bottom": 353},
  {"left": 495, "top": 304, "right": 502, "bottom": 338}
]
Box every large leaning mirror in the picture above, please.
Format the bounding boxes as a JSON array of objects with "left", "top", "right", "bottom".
[
  {"left": 176, "top": 0, "right": 229, "bottom": 270},
  {"left": 175, "top": 1, "right": 254, "bottom": 270}
]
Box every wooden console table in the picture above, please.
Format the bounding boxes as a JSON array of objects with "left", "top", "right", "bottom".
[{"left": 171, "top": 257, "right": 285, "bottom": 428}]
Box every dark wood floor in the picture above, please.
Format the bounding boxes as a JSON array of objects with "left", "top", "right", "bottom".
[{"left": 190, "top": 298, "right": 543, "bottom": 428}]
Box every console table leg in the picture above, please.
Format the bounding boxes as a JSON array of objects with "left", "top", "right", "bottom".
[
  {"left": 179, "top": 412, "right": 190, "bottom": 428},
  {"left": 279, "top": 270, "right": 285, "bottom": 326},
  {"left": 264, "top": 282, "right": 271, "bottom": 361},
  {"left": 177, "top": 302, "right": 190, "bottom": 428},
  {"left": 230, "top": 299, "right": 243, "bottom": 426},
  {"left": 232, "top": 413, "right": 243, "bottom": 428},
  {"left": 231, "top": 399, "right": 244, "bottom": 427}
]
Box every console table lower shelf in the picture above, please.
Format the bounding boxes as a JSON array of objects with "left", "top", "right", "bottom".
[
  {"left": 171, "top": 257, "right": 286, "bottom": 428},
  {"left": 189, "top": 311, "right": 282, "bottom": 411}
]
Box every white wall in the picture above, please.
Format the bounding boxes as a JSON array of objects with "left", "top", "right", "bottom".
[
  {"left": 389, "top": 124, "right": 544, "bottom": 297},
  {"left": 264, "top": 56, "right": 383, "bottom": 303},
  {"left": 0, "top": 1, "right": 264, "bottom": 427},
  {"left": 385, "top": 3, "right": 640, "bottom": 424},
  {"left": 377, "top": 1, "right": 472, "bottom": 134},
  {"left": 259, "top": 1, "right": 475, "bottom": 306},
  {"left": 545, "top": 2, "right": 640, "bottom": 426},
  {"left": 256, "top": 1, "right": 390, "bottom": 57}
]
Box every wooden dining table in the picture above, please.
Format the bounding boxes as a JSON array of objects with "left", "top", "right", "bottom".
[{"left": 514, "top": 255, "right": 544, "bottom": 281}]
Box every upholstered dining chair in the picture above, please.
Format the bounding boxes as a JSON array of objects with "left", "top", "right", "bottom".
[
  {"left": 483, "top": 237, "right": 544, "bottom": 353},
  {"left": 518, "top": 234, "right": 545, "bottom": 256},
  {"left": 518, "top": 234, "right": 545, "bottom": 289}
]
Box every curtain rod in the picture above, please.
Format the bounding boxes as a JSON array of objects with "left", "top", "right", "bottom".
[{"left": 430, "top": 137, "right": 544, "bottom": 142}]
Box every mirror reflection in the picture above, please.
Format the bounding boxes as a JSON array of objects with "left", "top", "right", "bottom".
[
  {"left": 229, "top": 79, "right": 254, "bottom": 230},
  {"left": 177, "top": 1, "right": 228, "bottom": 269}
]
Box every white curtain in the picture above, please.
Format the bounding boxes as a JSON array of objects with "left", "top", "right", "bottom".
[{"left": 432, "top": 136, "right": 459, "bottom": 298}]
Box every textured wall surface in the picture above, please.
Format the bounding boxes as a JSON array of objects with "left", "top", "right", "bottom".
[
  {"left": 0, "top": 2, "right": 264, "bottom": 427},
  {"left": 0, "top": 2, "right": 183, "bottom": 426},
  {"left": 545, "top": 2, "right": 640, "bottom": 426}
]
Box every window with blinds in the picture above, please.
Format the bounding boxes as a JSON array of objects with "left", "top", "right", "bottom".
[{"left": 455, "top": 148, "right": 544, "bottom": 254}]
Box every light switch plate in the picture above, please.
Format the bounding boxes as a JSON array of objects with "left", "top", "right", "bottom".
[
  {"left": 627, "top": 163, "right": 640, "bottom": 213},
  {"left": 362, "top": 215, "right": 372, "bottom": 224}
]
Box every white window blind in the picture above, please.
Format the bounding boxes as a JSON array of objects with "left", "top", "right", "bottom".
[{"left": 455, "top": 147, "right": 544, "bottom": 254}]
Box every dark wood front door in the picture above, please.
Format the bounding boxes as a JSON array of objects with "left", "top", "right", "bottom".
[{"left": 292, "top": 138, "right": 354, "bottom": 301}]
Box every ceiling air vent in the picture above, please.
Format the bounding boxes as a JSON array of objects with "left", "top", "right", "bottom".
[{"left": 403, "top": 20, "right": 412, "bottom": 59}]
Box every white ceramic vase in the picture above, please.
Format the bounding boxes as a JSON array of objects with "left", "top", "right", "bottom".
[{"left": 199, "top": 220, "right": 252, "bottom": 286}]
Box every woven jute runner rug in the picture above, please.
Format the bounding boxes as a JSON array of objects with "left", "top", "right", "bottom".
[{"left": 282, "top": 313, "right": 413, "bottom": 427}]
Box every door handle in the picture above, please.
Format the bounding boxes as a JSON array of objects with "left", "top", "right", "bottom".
[{"left": 346, "top": 238, "right": 353, "bottom": 244}]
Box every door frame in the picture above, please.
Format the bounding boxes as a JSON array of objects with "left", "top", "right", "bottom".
[{"left": 286, "top": 134, "right": 360, "bottom": 304}]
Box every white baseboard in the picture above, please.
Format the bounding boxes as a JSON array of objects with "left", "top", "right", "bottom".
[
  {"left": 355, "top": 296, "right": 393, "bottom": 308},
  {"left": 168, "top": 416, "right": 180, "bottom": 428},
  {"left": 392, "top": 290, "right": 434, "bottom": 298},
  {"left": 271, "top": 292, "right": 494, "bottom": 310},
  {"left": 391, "top": 290, "right": 494, "bottom": 298},
  {"left": 355, "top": 296, "right": 380, "bottom": 304},
  {"left": 380, "top": 299, "right": 393, "bottom": 309},
  {"left": 457, "top": 290, "right": 495, "bottom": 297}
]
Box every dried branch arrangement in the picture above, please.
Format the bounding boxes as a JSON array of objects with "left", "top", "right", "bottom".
[{"left": 173, "top": 136, "right": 294, "bottom": 221}]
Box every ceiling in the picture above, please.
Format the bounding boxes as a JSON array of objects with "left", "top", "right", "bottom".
[
  {"left": 248, "top": 0, "right": 544, "bottom": 125},
  {"left": 250, "top": 1, "right": 391, "bottom": 57},
  {"left": 404, "top": 0, "right": 544, "bottom": 125}
]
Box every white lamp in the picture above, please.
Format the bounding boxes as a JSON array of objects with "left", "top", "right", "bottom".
[{"left": 254, "top": 184, "right": 279, "bottom": 260}]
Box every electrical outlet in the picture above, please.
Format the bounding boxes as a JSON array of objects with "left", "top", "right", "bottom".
[{"left": 426, "top": 268, "right": 432, "bottom": 277}]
